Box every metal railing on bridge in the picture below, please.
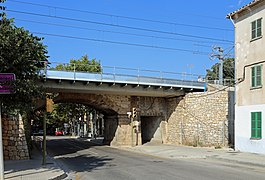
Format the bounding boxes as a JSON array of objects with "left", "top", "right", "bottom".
[{"left": 42, "top": 62, "right": 206, "bottom": 90}]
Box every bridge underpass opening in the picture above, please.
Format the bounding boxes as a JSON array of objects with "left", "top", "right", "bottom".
[
  {"left": 140, "top": 116, "right": 163, "bottom": 145},
  {"left": 41, "top": 99, "right": 119, "bottom": 146}
]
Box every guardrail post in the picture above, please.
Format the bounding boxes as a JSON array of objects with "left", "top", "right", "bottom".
[
  {"left": 137, "top": 68, "right": 140, "bottom": 84},
  {"left": 101, "top": 66, "right": 103, "bottom": 81},
  {"left": 73, "top": 63, "right": 76, "bottom": 82},
  {"left": 160, "top": 71, "right": 163, "bottom": 84},
  {"left": 44, "top": 61, "right": 48, "bottom": 81},
  {"left": 113, "top": 66, "right": 116, "bottom": 84}
]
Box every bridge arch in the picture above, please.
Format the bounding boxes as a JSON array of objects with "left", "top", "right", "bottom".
[{"left": 54, "top": 92, "right": 132, "bottom": 145}]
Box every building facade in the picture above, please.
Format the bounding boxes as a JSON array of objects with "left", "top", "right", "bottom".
[{"left": 228, "top": 0, "right": 265, "bottom": 154}]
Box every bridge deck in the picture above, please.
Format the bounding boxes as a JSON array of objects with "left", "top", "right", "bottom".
[{"left": 44, "top": 70, "right": 206, "bottom": 91}]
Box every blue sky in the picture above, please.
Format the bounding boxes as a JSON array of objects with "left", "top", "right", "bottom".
[{"left": 4, "top": 0, "right": 249, "bottom": 77}]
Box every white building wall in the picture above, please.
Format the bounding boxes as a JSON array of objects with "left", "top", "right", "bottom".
[
  {"left": 232, "top": 1, "right": 265, "bottom": 154},
  {"left": 235, "top": 104, "right": 265, "bottom": 154}
]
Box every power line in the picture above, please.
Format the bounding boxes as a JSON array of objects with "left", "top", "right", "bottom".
[
  {"left": 223, "top": 46, "right": 235, "bottom": 58},
  {"left": 193, "top": 44, "right": 213, "bottom": 48},
  {"left": 31, "top": 31, "right": 210, "bottom": 55},
  {"left": 8, "top": 0, "right": 232, "bottom": 32},
  {"left": 16, "top": 18, "right": 233, "bottom": 45},
  {"left": 7, "top": 9, "right": 234, "bottom": 43}
]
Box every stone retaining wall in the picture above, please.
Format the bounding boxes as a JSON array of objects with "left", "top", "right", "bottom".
[
  {"left": 2, "top": 114, "right": 29, "bottom": 160},
  {"left": 167, "top": 90, "right": 234, "bottom": 147}
]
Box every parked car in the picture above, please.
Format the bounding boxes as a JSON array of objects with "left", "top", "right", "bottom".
[
  {"left": 38, "top": 130, "right": 44, "bottom": 135},
  {"left": 55, "top": 128, "right": 63, "bottom": 136}
]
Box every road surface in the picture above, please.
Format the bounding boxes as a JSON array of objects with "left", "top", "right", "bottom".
[{"left": 46, "top": 136, "right": 265, "bottom": 180}]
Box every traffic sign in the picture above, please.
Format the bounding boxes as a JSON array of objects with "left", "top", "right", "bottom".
[{"left": 0, "top": 73, "right": 16, "bottom": 94}]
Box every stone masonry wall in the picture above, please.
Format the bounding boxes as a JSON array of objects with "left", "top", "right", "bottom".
[
  {"left": 2, "top": 114, "right": 29, "bottom": 160},
  {"left": 167, "top": 90, "right": 232, "bottom": 147}
]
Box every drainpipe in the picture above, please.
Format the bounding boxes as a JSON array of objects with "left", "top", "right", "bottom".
[{"left": 229, "top": 15, "right": 235, "bottom": 27}]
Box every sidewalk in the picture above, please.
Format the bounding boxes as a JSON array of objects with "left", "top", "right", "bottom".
[
  {"left": 4, "top": 146, "right": 66, "bottom": 180},
  {"left": 117, "top": 143, "right": 265, "bottom": 168}
]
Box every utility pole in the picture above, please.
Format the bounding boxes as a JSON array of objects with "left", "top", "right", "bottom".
[
  {"left": 209, "top": 46, "right": 224, "bottom": 85},
  {"left": 43, "top": 95, "right": 53, "bottom": 165},
  {"left": 0, "top": 1, "right": 7, "bottom": 179},
  {"left": 0, "top": 102, "right": 4, "bottom": 180},
  {"left": 42, "top": 112, "right": 47, "bottom": 165}
]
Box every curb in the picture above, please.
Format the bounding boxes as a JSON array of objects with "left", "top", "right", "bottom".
[
  {"left": 32, "top": 139, "right": 68, "bottom": 180},
  {"left": 49, "top": 172, "right": 68, "bottom": 180},
  {"left": 209, "top": 156, "right": 265, "bottom": 168},
  {"left": 46, "top": 150, "right": 69, "bottom": 180},
  {"left": 114, "top": 146, "right": 265, "bottom": 168}
]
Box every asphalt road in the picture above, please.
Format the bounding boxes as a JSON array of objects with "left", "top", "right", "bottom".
[{"left": 46, "top": 136, "right": 265, "bottom": 180}]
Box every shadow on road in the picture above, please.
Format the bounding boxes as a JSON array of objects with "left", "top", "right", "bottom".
[
  {"left": 46, "top": 137, "right": 115, "bottom": 173},
  {"left": 56, "top": 155, "right": 114, "bottom": 172}
]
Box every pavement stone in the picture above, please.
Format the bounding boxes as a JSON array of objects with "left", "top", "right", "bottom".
[{"left": 4, "top": 146, "right": 66, "bottom": 180}]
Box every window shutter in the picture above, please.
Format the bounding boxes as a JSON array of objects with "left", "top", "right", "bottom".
[
  {"left": 257, "top": 19, "right": 262, "bottom": 37},
  {"left": 256, "top": 65, "right": 262, "bottom": 86},
  {"left": 251, "top": 112, "right": 262, "bottom": 139},
  {"left": 251, "top": 66, "right": 256, "bottom": 87},
  {"left": 252, "top": 21, "right": 257, "bottom": 39},
  {"left": 251, "top": 112, "right": 256, "bottom": 138}
]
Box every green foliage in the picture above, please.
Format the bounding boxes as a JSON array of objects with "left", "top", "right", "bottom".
[
  {"left": 0, "top": 17, "right": 48, "bottom": 112},
  {"left": 47, "top": 55, "right": 101, "bottom": 125},
  {"left": 206, "top": 58, "right": 235, "bottom": 80},
  {"left": 46, "top": 55, "right": 101, "bottom": 126},
  {"left": 47, "top": 103, "right": 91, "bottom": 126},
  {"left": 52, "top": 55, "right": 101, "bottom": 73}
]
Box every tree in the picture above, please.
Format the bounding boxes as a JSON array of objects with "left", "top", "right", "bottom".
[
  {"left": 0, "top": 16, "right": 48, "bottom": 112},
  {"left": 51, "top": 55, "right": 101, "bottom": 73},
  {"left": 47, "top": 103, "right": 91, "bottom": 126},
  {"left": 206, "top": 58, "right": 234, "bottom": 81},
  {"left": 45, "top": 55, "right": 101, "bottom": 130}
]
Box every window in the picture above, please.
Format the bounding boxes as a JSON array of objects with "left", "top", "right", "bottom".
[
  {"left": 251, "top": 112, "right": 262, "bottom": 139},
  {"left": 251, "top": 65, "right": 262, "bottom": 88},
  {"left": 251, "top": 18, "right": 262, "bottom": 40}
]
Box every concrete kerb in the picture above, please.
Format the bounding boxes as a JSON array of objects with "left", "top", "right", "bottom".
[
  {"left": 34, "top": 136, "right": 68, "bottom": 180},
  {"left": 46, "top": 155, "right": 68, "bottom": 180},
  {"left": 209, "top": 156, "right": 265, "bottom": 168},
  {"left": 74, "top": 138, "right": 265, "bottom": 169},
  {"left": 207, "top": 150, "right": 265, "bottom": 168},
  {"left": 110, "top": 143, "right": 265, "bottom": 168},
  {"left": 28, "top": 136, "right": 67, "bottom": 180}
]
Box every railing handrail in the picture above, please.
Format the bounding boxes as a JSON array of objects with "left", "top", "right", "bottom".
[{"left": 46, "top": 61, "right": 206, "bottom": 82}]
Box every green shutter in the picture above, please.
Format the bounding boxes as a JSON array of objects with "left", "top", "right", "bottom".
[
  {"left": 251, "top": 112, "right": 262, "bottom": 139},
  {"left": 251, "top": 112, "right": 256, "bottom": 138},
  {"left": 252, "top": 66, "right": 256, "bottom": 87},
  {"left": 256, "top": 65, "right": 262, "bottom": 86},
  {"left": 251, "top": 18, "right": 263, "bottom": 39},
  {"left": 251, "top": 65, "right": 262, "bottom": 88},
  {"left": 252, "top": 21, "right": 257, "bottom": 39},
  {"left": 257, "top": 112, "right": 262, "bottom": 139},
  {"left": 257, "top": 19, "right": 262, "bottom": 37}
]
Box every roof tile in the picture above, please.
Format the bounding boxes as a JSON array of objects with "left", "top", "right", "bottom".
[{"left": 227, "top": 0, "right": 263, "bottom": 19}]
